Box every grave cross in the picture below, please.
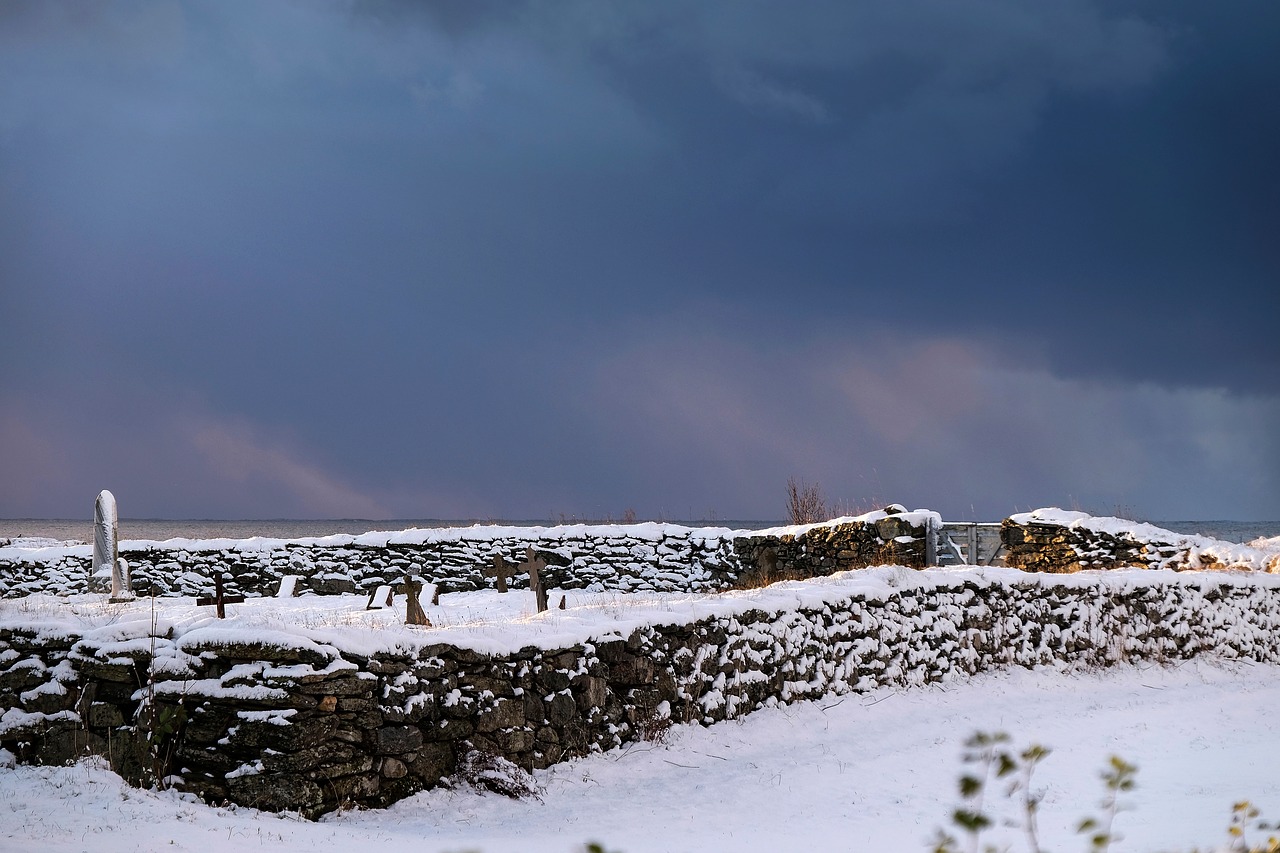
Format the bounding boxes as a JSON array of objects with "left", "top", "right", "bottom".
[
  {"left": 519, "top": 547, "right": 549, "bottom": 613},
  {"left": 399, "top": 574, "right": 431, "bottom": 626},
  {"left": 196, "top": 574, "right": 245, "bottom": 619},
  {"left": 485, "top": 553, "right": 513, "bottom": 593}
]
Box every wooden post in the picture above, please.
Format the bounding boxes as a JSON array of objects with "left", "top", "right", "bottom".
[{"left": 924, "top": 516, "right": 938, "bottom": 567}]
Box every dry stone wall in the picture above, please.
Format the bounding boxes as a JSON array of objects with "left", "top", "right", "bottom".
[
  {"left": 3, "top": 570, "right": 1278, "bottom": 818},
  {"left": 732, "top": 513, "right": 934, "bottom": 581},
  {"left": 0, "top": 514, "right": 938, "bottom": 600},
  {"left": 1001, "top": 511, "right": 1280, "bottom": 573},
  {"left": 0, "top": 529, "right": 740, "bottom": 600}
]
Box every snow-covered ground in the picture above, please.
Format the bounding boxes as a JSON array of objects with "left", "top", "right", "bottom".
[{"left": 2, "top": 659, "right": 1277, "bottom": 853}]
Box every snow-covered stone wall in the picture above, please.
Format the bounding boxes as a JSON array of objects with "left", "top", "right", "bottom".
[
  {"left": 2, "top": 568, "right": 1277, "bottom": 817},
  {"left": 1002, "top": 509, "right": 1280, "bottom": 573},
  {"left": 0, "top": 511, "right": 939, "bottom": 599}
]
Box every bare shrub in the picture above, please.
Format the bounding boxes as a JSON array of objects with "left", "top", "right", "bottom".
[
  {"left": 786, "top": 477, "right": 829, "bottom": 525},
  {"left": 630, "top": 698, "right": 673, "bottom": 744}
]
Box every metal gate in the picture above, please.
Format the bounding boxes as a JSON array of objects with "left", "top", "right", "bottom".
[{"left": 928, "top": 522, "right": 1006, "bottom": 567}]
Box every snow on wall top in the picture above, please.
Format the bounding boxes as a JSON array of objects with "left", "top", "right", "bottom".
[
  {"left": 0, "top": 510, "right": 939, "bottom": 564},
  {"left": 744, "top": 508, "right": 941, "bottom": 538},
  {"left": 0, "top": 521, "right": 744, "bottom": 562},
  {"left": 3, "top": 565, "right": 1277, "bottom": 661}
]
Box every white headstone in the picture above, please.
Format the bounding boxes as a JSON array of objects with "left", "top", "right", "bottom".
[
  {"left": 365, "top": 584, "right": 394, "bottom": 610},
  {"left": 276, "top": 575, "right": 300, "bottom": 598},
  {"left": 94, "top": 490, "right": 132, "bottom": 601}
]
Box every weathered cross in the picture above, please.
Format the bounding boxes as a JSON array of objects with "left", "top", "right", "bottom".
[
  {"left": 398, "top": 573, "right": 431, "bottom": 626},
  {"left": 485, "top": 553, "right": 513, "bottom": 593},
  {"left": 519, "top": 547, "right": 549, "bottom": 613},
  {"left": 196, "top": 574, "right": 245, "bottom": 619}
]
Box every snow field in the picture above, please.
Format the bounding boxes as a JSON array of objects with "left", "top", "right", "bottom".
[{"left": 1, "top": 660, "right": 1277, "bottom": 852}]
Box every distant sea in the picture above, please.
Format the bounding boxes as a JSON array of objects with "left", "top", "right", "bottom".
[{"left": 1, "top": 518, "right": 1277, "bottom": 546}]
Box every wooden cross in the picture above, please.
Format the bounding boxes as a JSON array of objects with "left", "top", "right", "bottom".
[
  {"left": 519, "top": 547, "right": 549, "bottom": 613},
  {"left": 196, "top": 574, "right": 245, "bottom": 619},
  {"left": 485, "top": 553, "right": 513, "bottom": 593}
]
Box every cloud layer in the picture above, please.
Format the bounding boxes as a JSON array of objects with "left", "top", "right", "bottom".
[{"left": 1, "top": 1, "right": 1276, "bottom": 520}]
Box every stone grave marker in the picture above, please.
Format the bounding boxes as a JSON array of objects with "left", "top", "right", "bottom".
[
  {"left": 485, "top": 553, "right": 513, "bottom": 593},
  {"left": 400, "top": 574, "right": 431, "bottom": 626},
  {"left": 519, "top": 547, "right": 549, "bottom": 613},
  {"left": 366, "top": 585, "right": 394, "bottom": 610},
  {"left": 94, "top": 490, "right": 134, "bottom": 602},
  {"left": 196, "top": 574, "right": 245, "bottom": 619}
]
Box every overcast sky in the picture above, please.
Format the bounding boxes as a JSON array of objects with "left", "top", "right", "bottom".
[{"left": 2, "top": 0, "right": 1277, "bottom": 523}]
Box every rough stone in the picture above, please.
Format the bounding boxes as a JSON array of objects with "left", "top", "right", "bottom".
[
  {"left": 408, "top": 741, "right": 455, "bottom": 781},
  {"left": 86, "top": 701, "right": 126, "bottom": 728},
  {"left": 375, "top": 725, "right": 423, "bottom": 755},
  {"left": 475, "top": 698, "right": 524, "bottom": 733}
]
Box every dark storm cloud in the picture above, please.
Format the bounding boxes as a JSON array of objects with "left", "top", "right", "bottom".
[{"left": 1, "top": 1, "right": 1276, "bottom": 520}]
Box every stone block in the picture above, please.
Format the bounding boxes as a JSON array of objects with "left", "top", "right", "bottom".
[
  {"left": 86, "top": 701, "right": 125, "bottom": 728},
  {"left": 227, "top": 773, "right": 325, "bottom": 817},
  {"left": 493, "top": 726, "right": 535, "bottom": 754},
  {"left": 232, "top": 713, "right": 337, "bottom": 752},
  {"left": 476, "top": 698, "right": 524, "bottom": 733},
  {"left": 380, "top": 756, "right": 408, "bottom": 779},
  {"left": 545, "top": 692, "right": 577, "bottom": 726},
  {"left": 408, "top": 741, "right": 455, "bottom": 781},
  {"left": 534, "top": 669, "right": 571, "bottom": 692},
  {"left": 297, "top": 676, "right": 373, "bottom": 697},
  {"left": 573, "top": 675, "right": 608, "bottom": 711},
  {"left": 375, "top": 725, "right": 423, "bottom": 755},
  {"left": 605, "top": 654, "right": 654, "bottom": 686}
]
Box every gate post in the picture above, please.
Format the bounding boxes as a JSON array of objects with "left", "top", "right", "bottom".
[{"left": 925, "top": 516, "right": 938, "bottom": 567}]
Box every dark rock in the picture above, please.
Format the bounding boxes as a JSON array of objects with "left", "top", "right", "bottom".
[
  {"left": 376, "top": 725, "right": 423, "bottom": 754},
  {"left": 544, "top": 692, "right": 577, "bottom": 726},
  {"left": 408, "top": 741, "right": 456, "bottom": 781},
  {"left": 475, "top": 698, "right": 523, "bottom": 733},
  {"left": 85, "top": 701, "right": 124, "bottom": 728}
]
